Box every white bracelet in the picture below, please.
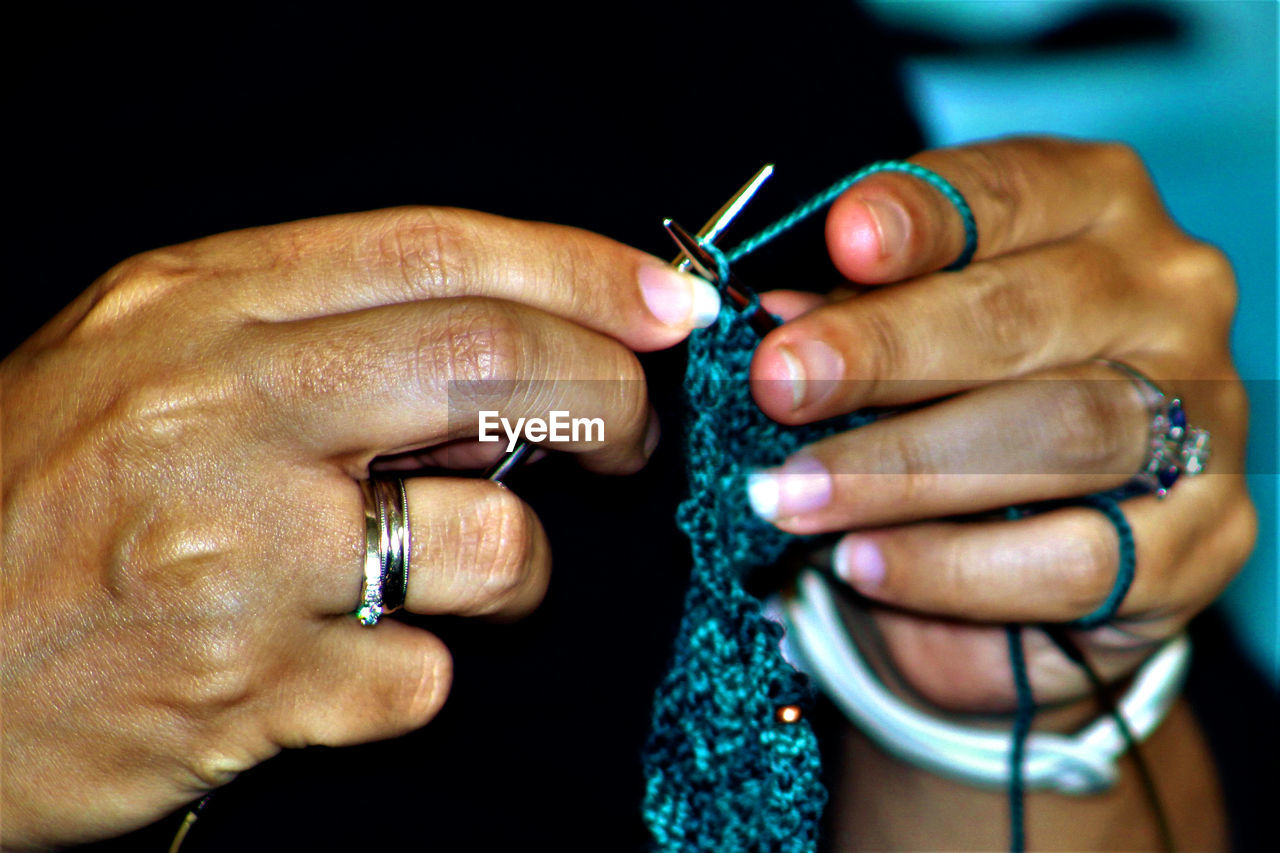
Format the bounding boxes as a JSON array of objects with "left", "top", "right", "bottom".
[{"left": 769, "top": 570, "right": 1191, "bottom": 795}]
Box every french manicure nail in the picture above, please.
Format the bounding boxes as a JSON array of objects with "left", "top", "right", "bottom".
[
  {"left": 864, "top": 198, "right": 909, "bottom": 259},
  {"left": 746, "top": 455, "right": 832, "bottom": 522},
  {"left": 778, "top": 340, "right": 844, "bottom": 411},
  {"left": 835, "top": 537, "right": 885, "bottom": 588},
  {"left": 639, "top": 264, "right": 721, "bottom": 329},
  {"left": 777, "top": 346, "right": 806, "bottom": 410},
  {"left": 688, "top": 276, "right": 721, "bottom": 328},
  {"left": 746, "top": 470, "right": 780, "bottom": 520}
]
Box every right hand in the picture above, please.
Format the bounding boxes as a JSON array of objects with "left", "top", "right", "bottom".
[{"left": 0, "top": 207, "right": 718, "bottom": 849}]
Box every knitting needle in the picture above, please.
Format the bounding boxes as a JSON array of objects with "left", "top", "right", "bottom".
[
  {"left": 483, "top": 164, "right": 775, "bottom": 482},
  {"left": 675, "top": 163, "right": 774, "bottom": 268},
  {"left": 661, "top": 218, "right": 778, "bottom": 337}
]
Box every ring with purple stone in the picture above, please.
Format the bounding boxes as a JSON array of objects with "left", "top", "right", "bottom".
[{"left": 1100, "top": 360, "right": 1212, "bottom": 499}]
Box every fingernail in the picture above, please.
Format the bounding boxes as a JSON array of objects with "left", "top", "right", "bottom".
[
  {"left": 776, "top": 340, "right": 845, "bottom": 411},
  {"left": 643, "top": 409, "right": 661, "bottom": 458},
  {"left": 777, "top": 347, "right": 806, "bottom": 410},
  {"left": 864, "top": 198, "right": 909, "bottom": 259},
  {"left": 835, "top": 537, "right": 885, "bottom": 588},
  {"left": 639, "top": 264, "right": 721, "bottom": 329},
  {"left": 746, "top": 455, "right": 832, "bottom": 521}
]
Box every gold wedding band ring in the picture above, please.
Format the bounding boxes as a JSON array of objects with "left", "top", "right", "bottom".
[{"left": 355, "top": 478, "right": 410, "bottom": 626}]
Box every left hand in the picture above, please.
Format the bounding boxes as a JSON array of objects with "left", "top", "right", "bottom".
[{"left": 745, "top": 137, "right": 1256, "bottom": 711}]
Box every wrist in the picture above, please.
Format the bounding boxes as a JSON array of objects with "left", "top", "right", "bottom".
[{"left": 825, "top": 699, "right": 1226, "bottom": 851}]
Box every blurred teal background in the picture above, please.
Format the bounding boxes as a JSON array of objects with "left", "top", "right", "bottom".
[{"left": 863, "top": 0, "right": 1278, "bottom": 685}]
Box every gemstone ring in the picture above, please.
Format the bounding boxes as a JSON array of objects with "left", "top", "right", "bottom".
[{"left": 1100, "top": 361, "right": 1212, "bottom": 499}]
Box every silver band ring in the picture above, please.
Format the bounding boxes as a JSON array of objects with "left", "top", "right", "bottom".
[
  {"left": 1102, "top": 361, "right": 1212, "bottom": 499},
  {"left": 378, "top": 478, "right": 410, "bottom": 614},
  {"left": 354, "top": 478, "right": 411, "bottom": 626}
]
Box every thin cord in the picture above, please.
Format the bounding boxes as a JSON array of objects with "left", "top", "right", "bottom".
[
  {"left": 1070, "top": 495, "right": 1136, "bottom": 630},
  {"left": 1006, "top": 624, "right": 1035, "bottom": 853},
  {"left": 1043, "top": 625, "right": 1175, "bottom": 853},
  {"left": 725, "top": 160, "right": 978, "bottom": 270}
]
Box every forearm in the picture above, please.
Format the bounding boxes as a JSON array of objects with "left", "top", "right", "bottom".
[{"left": 824, "top": 698, "right": 1227, "bottom": 851}]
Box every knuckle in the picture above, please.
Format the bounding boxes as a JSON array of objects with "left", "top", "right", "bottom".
[
  {"left": 186, "top": 747, "right": 255, "bottom": 790},
  {"left": 171, "top": 626, "right": 258, "bottom": 711},
  {"left": 884, "top": 430, "right": 938, "bottom": 502},
  {"left": 1193, "top": 242, "right": 1235, "bottom": 284},
  {"left": 104, "top": 523, "right": 265, "bottom": 713},
  {"left": 1040, "top": 380, "right": 1132, "bottom": 473},
  {"left": 108, "top": 371, "right": 238, "bottom": 450},
  {"left": 1145, "top": 236, "right": 1238, "bottom": 344},
  {"left": 370, "top": 208, "right": 475, "bottom": 301},
  {"left": 419, "top": 300, "right": 526, "bottom": 403},
  {"left": 126, "top": 582, "right": 259, "bottom": 715},
  {"left": 1095, "top": 141, "right": 1149, "bottom": 183},
  {"left": 964, "top": 263, "right": 1053, "bottom": 366},
  {"left": 851, "top": 304, "right": 908, "bottom": 385},
  {"left": 952, "top": 145, "right": 1031, "bottom": 244},
  {"left": 100, "top": 249, "right": 187, "bottom": 288},
  {"left": 74, "top": 249, "right": 198, "bottom": 339},
  {"left": 1092, "top": 141, "right": 1162, "bottom": 221},
  {"left": 1178, "top": 241, "right": 1238, "bottom": 319}
]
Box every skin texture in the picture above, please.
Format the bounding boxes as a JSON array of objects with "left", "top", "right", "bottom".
[
  {"left": 0, "top": 137, "right": 1255, "bottom": 850},
  {"left": 0, "top": 208, "right": 714, "bottom": 849}
]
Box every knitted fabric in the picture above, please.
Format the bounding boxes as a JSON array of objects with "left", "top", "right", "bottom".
[
  {"left": 641, "top": 162, "right": 964, "bottom": 851},
  {"left": 641, "top": 299, "right": 872, "bottom": 851}
]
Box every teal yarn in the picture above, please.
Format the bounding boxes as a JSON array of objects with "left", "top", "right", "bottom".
[
  {"left": 1070, "top": 495, "right": 1136, "bottom": 630},
  {"left": 725, "top": 160, "right": 978, "bottom": 271},
  {"left": 1006, "top": 624, "right": 1035, "bottom": 853},
  {"left": 1004, "top": 495, "right": 1137, "bottom": 852}
]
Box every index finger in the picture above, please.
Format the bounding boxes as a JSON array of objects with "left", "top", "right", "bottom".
[
  {"left": 824, "top": 137, "right": 1160, "bottom": 284},
  {"left": 136, "top": 207, "right": 720, "bottom": 351}
]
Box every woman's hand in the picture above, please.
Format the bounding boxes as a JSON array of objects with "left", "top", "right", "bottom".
[
  {"left": 0, "top": 207, "right": 716, "bottom": 849},
  {"left": 746, "top": 137, "right": 1255, "bottom": 711}
]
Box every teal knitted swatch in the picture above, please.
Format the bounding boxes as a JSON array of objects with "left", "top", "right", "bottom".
[
  {"left": 641, "top": 300, "right": 872, "bottom": 851},
  {"left": 640, "top": 160, "right": 966, "bottom": 850},
  {"left": 639, "top": 162, "right": 955, "bottom": 850}
]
